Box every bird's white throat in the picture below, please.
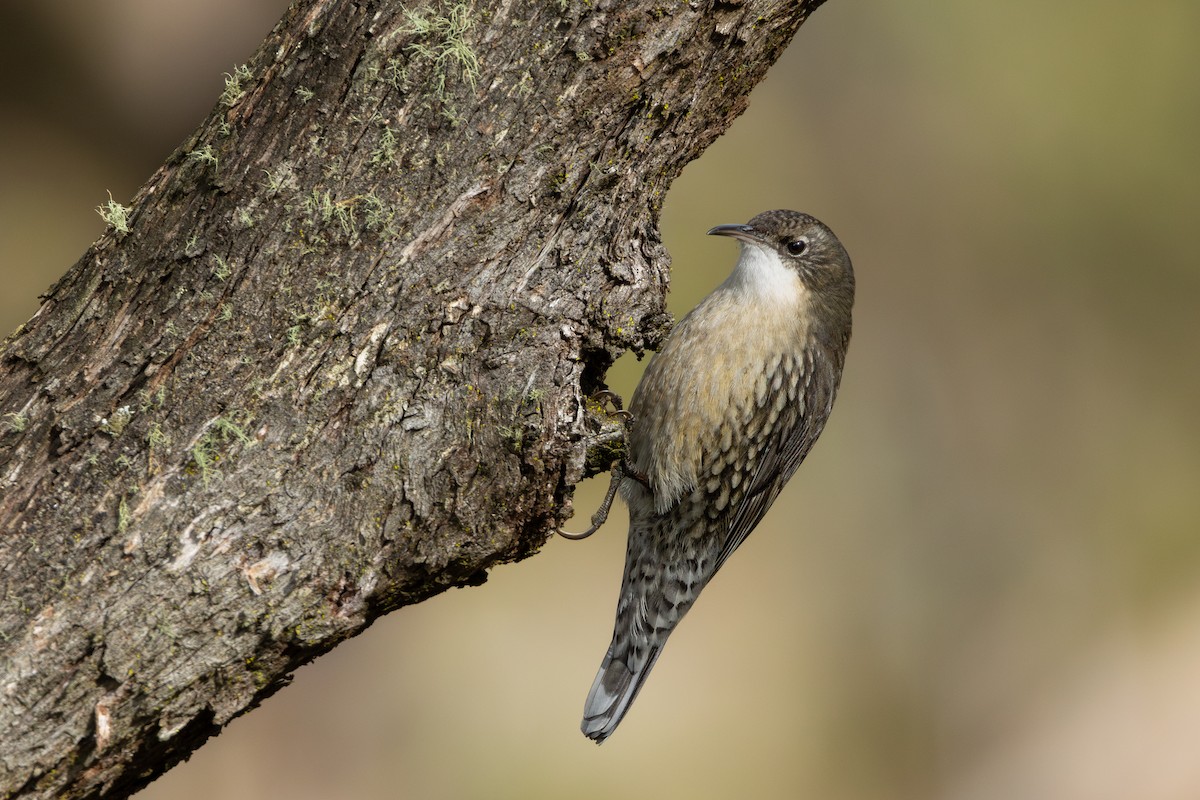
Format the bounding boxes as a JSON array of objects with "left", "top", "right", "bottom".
[{"left": 722, "top": 243, "right": 806, "bottom": 303}]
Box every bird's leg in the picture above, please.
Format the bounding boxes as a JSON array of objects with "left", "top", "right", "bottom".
[
  {"left": 558, "top": 390, "right": 640, "bottom": 540},
  {"left": 558, "top": 465, "right": 624, "bottom": 540},
  {"left": 619, "top": 459, "right": 650, "bottom": 489}
]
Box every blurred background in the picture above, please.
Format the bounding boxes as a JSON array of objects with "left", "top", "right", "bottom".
[{"left": 3, "top": 1, "right": 1200, "bottom": 798}]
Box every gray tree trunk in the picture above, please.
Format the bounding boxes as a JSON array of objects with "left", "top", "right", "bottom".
[{"left": 0, "top": 0, "right": 825, "bottom": 796}]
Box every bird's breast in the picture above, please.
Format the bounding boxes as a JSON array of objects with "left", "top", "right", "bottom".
[{"left": 625, "top": 289, "right": 811, "bottom": 514}]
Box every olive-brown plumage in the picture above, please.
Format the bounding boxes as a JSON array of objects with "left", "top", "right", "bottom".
[{"left": 581, "top": 210, "right": 854, "bottom": 743}]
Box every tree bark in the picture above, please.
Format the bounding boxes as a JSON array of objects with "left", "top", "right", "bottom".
[{"left": 0, "top": 0, "right": 825, "bottom": 796}]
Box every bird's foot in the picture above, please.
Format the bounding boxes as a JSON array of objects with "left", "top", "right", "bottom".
[
  {"left": 589, "top": 389, "right": 634, "bottom": 427},
  {"left": 559, "top": 392, "right": 647, "bottom": 541},
  {"left": 558, "top": 458, "right": 651, "bottom": 541},
  {"left": 558, "top": 465, "right": 625, "bottom": 540}
]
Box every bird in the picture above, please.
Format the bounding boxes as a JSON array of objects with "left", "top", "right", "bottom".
[{"left": 575, "top": 209, "right": 855, "bottom": 743}]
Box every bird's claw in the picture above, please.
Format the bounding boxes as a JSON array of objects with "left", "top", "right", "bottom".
[
  {"left": 559, "top": 392, "right": 645, "bottom": 540},
  {"left": 590, "top": 390, "right": 635, "bottom": 427},
  {"left": 558, "top": 465, "right": 623, "bottom": 540}
]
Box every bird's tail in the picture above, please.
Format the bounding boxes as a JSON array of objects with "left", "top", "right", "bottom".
[
  {"left": 580, "top": 642, "right": 663, "bottom": 743},
  {"left": 581, "top": 511, "right": 709, "bottom": 743}
]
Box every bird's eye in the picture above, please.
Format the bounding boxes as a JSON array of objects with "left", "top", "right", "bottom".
[{"left": 785, "top": 239, "right": 808, "bottom": 256}]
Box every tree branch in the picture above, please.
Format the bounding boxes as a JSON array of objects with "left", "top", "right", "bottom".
[{"left": 0, "top": 0, "right": 825, "bottom": 796}]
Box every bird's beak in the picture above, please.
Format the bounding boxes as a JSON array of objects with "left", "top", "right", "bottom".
[{"left": 707, "top": 224, "right": 763, "bottom": 245}]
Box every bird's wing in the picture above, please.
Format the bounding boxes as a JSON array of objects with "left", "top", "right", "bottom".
[
  {"left": 712, "top": 416, "right": 824, "bottom": 572},
  {"left": 712, "top": 359, "right": 840, "bottom": 572}
]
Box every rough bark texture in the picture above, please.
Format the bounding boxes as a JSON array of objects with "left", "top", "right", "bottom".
[{"left": 0, "top": 0, "right": 824, "bottom": 796}]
